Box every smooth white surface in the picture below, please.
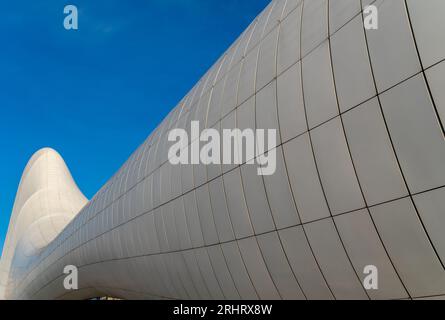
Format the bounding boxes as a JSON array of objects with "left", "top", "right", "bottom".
[{"left": 1, "top": 0, "right": 445, "bottom": 300}]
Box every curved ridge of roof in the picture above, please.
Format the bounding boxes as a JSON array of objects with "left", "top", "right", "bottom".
[{"left": 0, "top": 148, "right": 88, "bottom": 299}]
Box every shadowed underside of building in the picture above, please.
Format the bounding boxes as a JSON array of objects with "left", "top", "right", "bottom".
[{"left": 1, "top": 0, "right": 445, "bottom": 300}]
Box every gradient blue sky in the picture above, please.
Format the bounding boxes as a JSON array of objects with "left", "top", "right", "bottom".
[{"left": 0, "top": 0, "right": 270, "bottom": 253}]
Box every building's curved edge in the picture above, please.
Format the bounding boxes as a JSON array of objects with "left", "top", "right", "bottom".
[{"left": 0, "top": 148, "right": 88, "bottom": 299}]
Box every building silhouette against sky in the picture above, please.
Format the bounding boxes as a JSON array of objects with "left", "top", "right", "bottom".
[{"left": 1, "top": 0, "right": 445, "bottom": 300}]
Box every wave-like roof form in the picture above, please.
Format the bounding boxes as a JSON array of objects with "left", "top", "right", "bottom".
[
  {"left": 1, "top": 0, "right": 445, "bottom": 300},
  {"left": 0, "top": 148, "right": 87, "bottom": 299}
]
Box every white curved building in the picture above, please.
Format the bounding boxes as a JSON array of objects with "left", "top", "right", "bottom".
[
  {"left": 0, "top": 148, "right": 88, "bottom": 299},
  {"left": 1, "top": 0, "right": 445, "bottom": 300}
]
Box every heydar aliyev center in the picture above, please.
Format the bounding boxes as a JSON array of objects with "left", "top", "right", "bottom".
[{"left": 1, "top": 0, "right": 445, "bottom": 300}]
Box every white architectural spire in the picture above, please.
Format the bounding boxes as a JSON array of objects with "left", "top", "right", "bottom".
[{"left": 0, "top": 148, "right": 87, "bottom": 299}]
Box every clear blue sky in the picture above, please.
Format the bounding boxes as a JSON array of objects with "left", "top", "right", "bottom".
[{"left": 0, "top": 0, "right": 270, "bottom": 253}]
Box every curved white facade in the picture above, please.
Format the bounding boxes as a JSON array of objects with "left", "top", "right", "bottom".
[
  {"left": 0, "top": 148, "right": 88, "bottom": 299},
  {"left": 1, "top": 0, "right": 445, "bottom": 300}
]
